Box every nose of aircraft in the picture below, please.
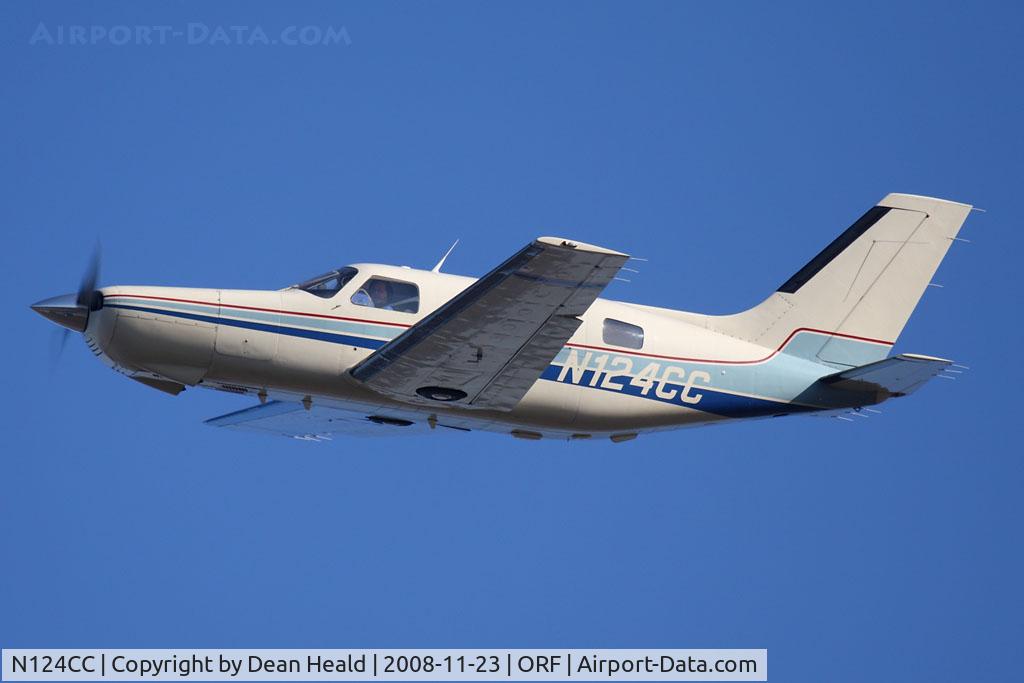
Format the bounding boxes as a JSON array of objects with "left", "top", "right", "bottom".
[
  {"left": 31, "top": 246, "right": 103, "bottom": 334},
  {"left": 31, "top": 293, "right": 91, "bottom": 332}
]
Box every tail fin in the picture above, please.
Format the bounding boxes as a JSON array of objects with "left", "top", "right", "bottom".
[{"left": 711, "top": 194, "right": 972, "bottom": 367}]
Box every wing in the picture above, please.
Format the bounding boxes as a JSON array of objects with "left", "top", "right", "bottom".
[
  {"left": 204, "top": 400, "right": 440, "bottom": 440},
  {"left": 821, "top": 353, "right": 954, "bottom": 397},
  {"left": 351, "top": 236, "right": 629, "bottom": 410}
]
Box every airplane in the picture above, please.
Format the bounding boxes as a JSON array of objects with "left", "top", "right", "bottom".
[{"left": 31, "top": 193, "right": 971, "bottom": 442}]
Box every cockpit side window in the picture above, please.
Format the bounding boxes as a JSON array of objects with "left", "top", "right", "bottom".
[
  {"left": 603, "top": 318, "right": 644, "bottom": 349},
  {"left": 351, "top": 277, "right": 419, "bottom": 313},
  {"left": 296, "top": 267, "right": 358, "bottom": 299}
]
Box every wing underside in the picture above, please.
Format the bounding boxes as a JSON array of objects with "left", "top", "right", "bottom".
[
  {"left": 350, "top": 236, "right": 629, "bottom": 410},
  {"left": 204, "top": 400, "right": 440, "bottom": 439}
]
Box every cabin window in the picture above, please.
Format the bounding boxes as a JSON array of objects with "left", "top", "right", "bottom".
[
  {"left": 603, "top": 318, "right": 644, "bottom": 349},
  {"left": 351, "top": 277, "right": 420, "bottom": 313},
  {"left": 296, "top": 267, "right": 358, "bottom": 299}
]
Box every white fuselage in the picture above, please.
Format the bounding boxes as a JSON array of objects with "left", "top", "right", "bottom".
[{"left": 85, "top": 264, "right": 875, "bottom": 440}]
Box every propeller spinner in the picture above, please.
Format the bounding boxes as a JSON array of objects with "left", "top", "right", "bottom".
[{"left": 31, "top": 247, "right": 103, "bottom": 334}]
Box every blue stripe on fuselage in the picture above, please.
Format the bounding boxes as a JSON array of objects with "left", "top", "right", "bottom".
[
  {"left": 538, "top": 366, "right": 807, "bottom": 417},
  {"left": 106, "top": 303, "right": 387, "bottom": 350},
  {"left": 107, "top": 301, "right": 815, "bottom": 417}
]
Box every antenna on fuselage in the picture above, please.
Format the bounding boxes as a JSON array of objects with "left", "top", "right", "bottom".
[{"left": 432, "top": 239, "right": 460, "bottom": 273}]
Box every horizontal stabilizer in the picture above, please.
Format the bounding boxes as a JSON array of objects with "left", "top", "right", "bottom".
[{"left": 821, "top": 353, "right": 954, "bottom": 398}]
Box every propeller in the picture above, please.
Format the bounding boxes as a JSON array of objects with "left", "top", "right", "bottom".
[
  {"left": 32, "top": 246, "right": 103, "bottom": 360},
  {"left": 76, "top": 245, "right": 101, "bottom": 309},
  {"left": 55, "top": 326, "right": 71, "bottom": 361}
]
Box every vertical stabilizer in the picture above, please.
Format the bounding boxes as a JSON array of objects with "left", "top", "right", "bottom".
[{"left": 709, "top": 194, "right": 971, "bottom": 367}]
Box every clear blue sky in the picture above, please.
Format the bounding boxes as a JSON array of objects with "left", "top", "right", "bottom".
[{"left": 1, "top": 2, "right": 1021, "bottom": 681}]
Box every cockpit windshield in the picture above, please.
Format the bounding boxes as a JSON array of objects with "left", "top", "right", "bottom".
[{"left": 295, "top": 267, "right": 358, "bottom": 298}]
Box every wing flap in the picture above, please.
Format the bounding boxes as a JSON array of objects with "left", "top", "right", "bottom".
[
  {"left": 821, "top": 353, "right": 954, "bottom": 397},
  {"left": 351, "top": 237, "right": 628, "bottom": 410}
]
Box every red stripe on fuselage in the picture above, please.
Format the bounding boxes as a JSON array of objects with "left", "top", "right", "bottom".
[
  {"left": 103, "top": 293, "right": 414, "bottom": 328},
  {"left": 565, "top": 327, "right": 892, "bottom": 365},
  {"left": 106, "top": 294, "right": 892, "bottom": 365}
]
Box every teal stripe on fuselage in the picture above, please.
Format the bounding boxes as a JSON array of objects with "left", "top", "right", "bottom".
[
  {"left": 781, "top": 331, "right": 889, "bottom": 368},
  {"left": 111, "top": 297, "right": 402, "bottom": 342},
  {"left": 107, "top": 299, "right": 880, "bottom": 414},
  {"left": 548, "top": 334, "right": 854, "bottom": 406}
]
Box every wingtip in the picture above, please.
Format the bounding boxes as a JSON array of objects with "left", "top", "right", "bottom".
[{"left": 536, "top": 236, "right": 628, "bottom": 258}]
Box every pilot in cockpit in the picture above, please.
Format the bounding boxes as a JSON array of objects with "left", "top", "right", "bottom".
[{"left": 351, "top": 279, "right": 394, "bottom": 310}]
